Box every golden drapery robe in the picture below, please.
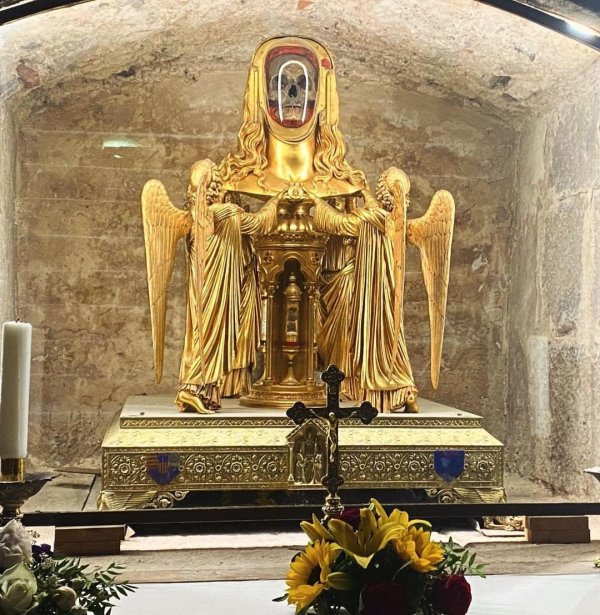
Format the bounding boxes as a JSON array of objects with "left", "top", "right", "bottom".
[
  {"left": 317, "top": 234, "right": 358, "bottom": 400},
  {"left": 178, "top": 200, "right": 277, "bottom": 410},
  {"left": 313, "top": 199, "right": 417, "bottom": 412}
]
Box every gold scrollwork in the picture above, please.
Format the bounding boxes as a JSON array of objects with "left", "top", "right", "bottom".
[
  {"left": 104, "top": 451, "right": 289, "bottom": 489},
  {"left": 144, "top": 490, "right": 190, "bottom": 509},
  {"left": 425, "top": 488, "right": 462, "bottom": 503},
  {"left": 340, "top": 451, "right": 435, "bottom": 482}
]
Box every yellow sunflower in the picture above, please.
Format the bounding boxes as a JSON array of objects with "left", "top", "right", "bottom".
[
  {"left": 393, "top": 526, "right": 445, "bottom": 573},
  {"left": 286, "top": 540, "right": 351, "bottom": 613}
]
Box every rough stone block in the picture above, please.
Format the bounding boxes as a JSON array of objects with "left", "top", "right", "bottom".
[
  {"left": 548, "top": 90, "right": 600, "bottom": 197},
  {"left": 541, "top": 193, "right": 586, "bottom": 337}
]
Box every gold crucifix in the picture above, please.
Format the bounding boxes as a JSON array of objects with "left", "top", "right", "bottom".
[{"left": 287, "top": 364, "right": 378, "bottom": 520}]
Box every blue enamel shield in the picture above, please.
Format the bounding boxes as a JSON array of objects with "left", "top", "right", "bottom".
[
  {"left": 434, "top": 450, "right": 465, "bottom": 482},
  {"left": 146, "top": 453, "right": 181, "bottom": 485}
]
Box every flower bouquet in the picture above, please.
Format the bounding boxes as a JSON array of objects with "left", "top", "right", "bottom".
[
  {"left": 276, "top": 499, "right": 484, "bottom": 615},
  {"left": 0, "top": 520, "right": 135, "bottom": 614}
]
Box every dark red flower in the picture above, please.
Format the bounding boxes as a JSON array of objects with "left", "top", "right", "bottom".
[
  {"left": 362, "top": 582, "right": 408, "bottom": 615},
  {"left": 32, "top": 543, "right": 53, "bottom": 562},
  {"left": 334, "top": 507, "right": 361, "bottom": 531},
  {"left": 431, "top": 575, "right": 472, "bottom": 615}
]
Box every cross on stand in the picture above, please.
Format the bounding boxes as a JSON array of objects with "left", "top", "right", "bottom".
[{"left": 287, "top": 364, "right": 378, "bottom": 521}]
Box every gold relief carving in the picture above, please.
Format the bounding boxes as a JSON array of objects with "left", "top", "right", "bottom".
[
  {"left": 97, "top": 489, "right": 159, "bottom": 511},
  {"left": 144, "top": 490, "right": 189, "bottom": 509},
  {"left": 101, "top": 401, "right": 504, "bottom": 509},
  {"left": 103, "top": 451, "right": 288, "bottom": 489},
  {"left": 425, "top": 488, "right": 462, "bottom": 503},
  {"left": 461, "top": 451, "right": 502, "bottom": 483},
  {"left": 262, "top": 251, "right": 274, "bottom": 264},
  {"left": 181, "top": 452, "right": 287, "bottom": 484},
  {"left": 339, "top": 449, "right": 502, "bottom": 486},
  {"left": 340, "top": 452, "right": 434, "bottom": 483},
  {"left": 288, "top": 420, "right": 328, "bottom": 487},
  {"left": 454, "top": 487, "right": 507, "bottom": 504},
  {"left": 120, "top": 417, "right": 295, "bottom": 429},
  {"left": 425, "top": 488, "right": 506, "bottom": 504},
  {"left": 120, "top": 415, "right": 481, "bottom": 429},
  {"left": 104, "top": 453, "right": 148, "bottom": 486},
  {"left": 243, "top": 388, "right": 326, "bottom": 404}
]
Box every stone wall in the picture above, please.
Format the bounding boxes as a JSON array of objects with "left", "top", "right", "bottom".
[
  {"left": 507, "top": 61, "right": 600, "bottom": 496},
  {"left": 0, "top": 99, "right": 16, "bottom": 328},
  {"left": 14, "top": 70, "right": 515, "bottom": 468}
]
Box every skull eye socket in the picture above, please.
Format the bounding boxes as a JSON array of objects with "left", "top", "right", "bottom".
[{"left": 297, "top": 74, "right": 307, "bottom": 89}]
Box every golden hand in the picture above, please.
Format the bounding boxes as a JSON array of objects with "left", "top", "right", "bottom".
[
  {"left": 303, "top": 188, "right": 329, "bottom": 209},
  {"left": 267, "top": 188, "right": 288, "bottom": 206}
]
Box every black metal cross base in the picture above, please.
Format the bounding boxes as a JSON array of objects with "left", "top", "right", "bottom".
[{"left": 287, "top": 364, "right": 378, "bottom": 521}]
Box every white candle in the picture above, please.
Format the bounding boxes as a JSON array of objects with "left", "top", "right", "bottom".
[{"left": 0, "top": 321, "right": 32, "bottom": 458}]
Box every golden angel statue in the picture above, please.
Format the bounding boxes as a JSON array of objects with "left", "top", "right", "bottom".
[
  {"left": 141, "top": 35, "right": 454, "bottom": 414},
  {"left": 312, "top": 169, "right": 454, "bottom": 412},
  {"left": 141, "top": 160, "right": 281, "bottom": 413}
]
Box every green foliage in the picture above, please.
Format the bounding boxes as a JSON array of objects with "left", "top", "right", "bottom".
[
  {"left": 440, "top": 537, "right": 486, "bottom": 578},
  {"left": 31, "top": 554, "right": 136, "bottom": 615}
]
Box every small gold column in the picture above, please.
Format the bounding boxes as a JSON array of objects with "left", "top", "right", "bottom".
[
  {"left": 1, "top": 458, "right": 25, "bottom": 482},
  {"left": 306, "top": 283, "right": 316, "bottom": 385},
  {"left": 264, "top": 283, "right": 276, "bottom": 384}
]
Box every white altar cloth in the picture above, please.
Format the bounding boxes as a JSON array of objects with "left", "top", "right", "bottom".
[{"left": 112, "top": 575, "right": 600, "bottom": 614}]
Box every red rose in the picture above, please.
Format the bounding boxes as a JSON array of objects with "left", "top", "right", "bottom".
[
  {"left": 431, "top": 575, "right": 472, "bottom": 615},
  {"left": 362, "top": 582, "right": 408, "bottom": 615},
  {"left": 334, "top": 507, "right": 361, "bottom": 531}
]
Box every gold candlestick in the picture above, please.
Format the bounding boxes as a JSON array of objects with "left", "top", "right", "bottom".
[{"left": 1, "top": 458, "right": 25, "bottom": 482}]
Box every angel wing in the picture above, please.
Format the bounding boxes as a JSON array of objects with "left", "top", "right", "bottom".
[
  {"left": 406, "top": 190, "right": 455, "bottom": 389},
  {"left": 141, "top": 179, "right": 192, "bottom": 382}
]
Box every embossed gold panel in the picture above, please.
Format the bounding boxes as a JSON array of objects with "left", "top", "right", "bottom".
[{"left": 99, "top": 396, "right": 504, "bottom": 510}]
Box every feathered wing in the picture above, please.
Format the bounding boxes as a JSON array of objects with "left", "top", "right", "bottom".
[
  {"left": 141, "top": 179, "right": 192, "bottom": 382},
  {"left": 406, "top": 190, "right": 455, "bottom": 389}
]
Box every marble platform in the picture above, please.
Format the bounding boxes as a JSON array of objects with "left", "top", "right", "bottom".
[{"left": 99, "top": 395, "right": 504, "bottom": 510}]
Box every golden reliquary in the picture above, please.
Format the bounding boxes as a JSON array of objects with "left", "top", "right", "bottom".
[{"left": 141, "top": 35, "right": 455, "bottom": 415}]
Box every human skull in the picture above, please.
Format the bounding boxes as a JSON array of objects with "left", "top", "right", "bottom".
[{"left": 266, "top": 52, "right": 317, "bottom": 127}]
